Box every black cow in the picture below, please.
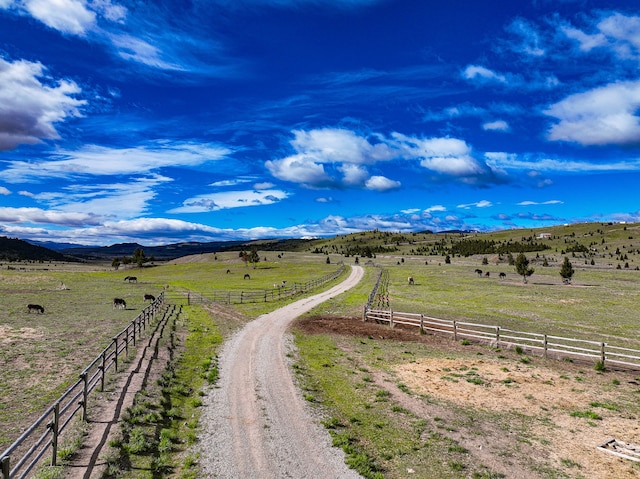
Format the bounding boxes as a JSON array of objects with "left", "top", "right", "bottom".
[
  {"left": 143, "top": 293, "right": 155, "bottom": 302},
  {"left": 124, "top": 276, "right": 137, "bottom": 283},
  {"left": 244, "top": 273, "right": 251, "bottom": 280}
]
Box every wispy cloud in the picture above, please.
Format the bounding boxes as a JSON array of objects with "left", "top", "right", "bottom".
[
  {"left": 169, "top": 188, "right": 289, "bottom": 213},
  {"left": 0, "top": 142, "right": 232, "bottom": 182},
  {"left": 482, "top": 120, "right": 509, "bottom": 132},
  {"left": 457, "top": 200, "right": 493, "bottom": 209},
  {"left": 463, "top": 65, "right": 507, "bottom": 84},
  {"left": 485, "top": 152, "right": 640, "bottom": 173},
  {"left": 0, "top": 206, "right": 104, "bottom": 226},
  {"left": 517, "top": 200, "right": 563, "bottom": 206}
]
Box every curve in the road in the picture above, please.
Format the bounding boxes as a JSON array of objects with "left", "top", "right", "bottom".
[{"left": 198, "top": 265, "right": 364, "bottom": 479}]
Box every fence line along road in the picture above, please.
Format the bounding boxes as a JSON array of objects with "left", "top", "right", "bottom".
[
  {"left": 1, "top": 293, "right": 170, "bottom": 479},
  {"left": 167, "top": 264, "right": 346, "bottom": 305},
  {"left": 364, "top": 308, "right": 640, "bottom": 371}
]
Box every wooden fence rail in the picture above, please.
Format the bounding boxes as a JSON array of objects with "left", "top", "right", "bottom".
[
  {"left": 364, "top": 308, "right": 640, "bottom": 370},
  {"left": 1, "top": 293, "right": 167, "bottom": 479},
  {"left": 168, "top": 264, "right": 346, "bottom": 306}
]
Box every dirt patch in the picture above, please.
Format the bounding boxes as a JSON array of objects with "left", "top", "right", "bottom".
[
  {"left": 295, "top": 316, "right": 640, "bottom": 478},
  {"left": 0, "top": 325, "right": 44, "bottom": 343}
]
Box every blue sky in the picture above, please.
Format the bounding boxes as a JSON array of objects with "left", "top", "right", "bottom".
[{"left": 1, "top": 0, "right": 640, "bottom": 246}]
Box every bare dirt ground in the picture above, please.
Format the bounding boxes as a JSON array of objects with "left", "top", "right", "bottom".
[
  {"left": 295, "top": 316, "right": 640, "bottom": 479},
  {"left": 60, "top": 308, "right": 175, "bottom": 479}
]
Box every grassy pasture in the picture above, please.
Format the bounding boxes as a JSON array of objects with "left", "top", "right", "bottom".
[
  {"left": 371, "top": 254, "right": 640, "bottom": 346},
  {"left": 0, "top": 252, "right": 340, "bottom": 451},
  {"left": 3, "top": 235, "right": 640, "bottom": 474}
]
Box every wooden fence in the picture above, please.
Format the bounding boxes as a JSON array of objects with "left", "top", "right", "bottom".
[
  {"left": 364, "top": 308, "right": 640, "bottom": 370},
  {"left": 0, "top": 293, "right": 169, "bottom": 479},
  {"left": 168, "top": 264, "right": 346, "bottom": 305}
]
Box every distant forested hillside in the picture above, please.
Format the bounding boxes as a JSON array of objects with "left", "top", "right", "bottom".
[{"left": 0, "top": 237, "right": 69, "bottom": 262}]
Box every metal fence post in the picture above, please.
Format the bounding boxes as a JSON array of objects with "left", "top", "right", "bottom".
[
  {"left": 543, "top": 334, "right": 548, "bottom": 358},
  {"left": 453, "top": 320, "right": 457, "bottom": 341},
  {"left": 601, "top": 342, "right": 606, "bottom": 366},
  {"left": 496, "top": 326, "right": 500, "bottom": 348}
]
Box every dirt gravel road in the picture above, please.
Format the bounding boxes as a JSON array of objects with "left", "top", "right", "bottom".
[{"left": 198, "top": 266, "right": 364, "bottom": 479}]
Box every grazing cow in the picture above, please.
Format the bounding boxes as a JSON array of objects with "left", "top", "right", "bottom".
[
  {"left": 226, "top": 269, "right": 231, "bottom": 274},
  {"left": 408, "top": 276, "right": 414, "bottom": 285},
  {"left": 475, "top": 269, "right": 483, "bottom": 277},
  {"left": 244, "top": 273, "right": 251, "bottom": 280},
  {"left": 484, "top": 271, "right": 490, "bottom": 278},
  {"left": 27, "top": 304, "right": 45, "bottom": 314},
  {"left": 499, "top": 272, "right": 506, "bottom": 280},
  {"left": 143, "top": 293, "right": 155, "bottom": 302},
  {"left": 113, "top": 298, "right": 127, "bottom": 309},
  {"left": 124, "top": 276, "right": 137, "bottom": 283}
]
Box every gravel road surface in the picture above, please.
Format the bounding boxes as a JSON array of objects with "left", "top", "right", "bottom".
[{"left": 198, "top": 266, "right": 364, "bottom": 478}]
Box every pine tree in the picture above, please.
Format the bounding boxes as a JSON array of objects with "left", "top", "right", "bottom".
[
  {"left": 560, "top": 256, "right": 574, "bottom": 284},
  {"left": 515, "top": 253, "right": 534, "bottom": 283}
]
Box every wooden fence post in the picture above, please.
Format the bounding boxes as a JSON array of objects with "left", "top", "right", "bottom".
[
  {"left": 124, "top": 328, "right": 129, "bottom": 358},
  {"left": 453, "top": 320, "right": 457, "bottom": 341},
  {"left": 187, "top": 292, "right": 190, "bottom": 305},
  {"left": 113, "top": 337, "right": 119, "bottom": 372},
  {"left": 100, "top": 351, "right": 106, "bottom": 391},
  {"left": 80, "top": 371, "right": 88, "bottom": 421},
  {"left": 390, "top": 310, "right": 394, "bottom": 328},
  {"left": 1, "top": 455, "right": 9, "bottom": 479},
  {"left": 543, "top": 334, "right": 548, "bottom": 358},
  {"left": 420, "top": 314, "right": 424, "bottom": 333},
  {"left": 50, "top": 402, "right": 60, "bottom": 466},
  {"left": 496, "top": 326, "right": 500, "bottom": 348},
  {"left": 601, "top": 342, "right": 606, "bottom": 366}
]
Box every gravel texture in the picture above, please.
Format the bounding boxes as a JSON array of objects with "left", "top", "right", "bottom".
[{"left": 197, "top": 266, "right": 364, "bottom": 478}]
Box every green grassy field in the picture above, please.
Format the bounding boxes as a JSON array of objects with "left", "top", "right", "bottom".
[
  {"left": 377, "top": 255, "right": 640, "bottom": 344},
  {"left": 3, "top": 225, "right": 640, "bottom": 477},
  {"left": 0, "top": 251, "right": 340, "bottom": 451}
]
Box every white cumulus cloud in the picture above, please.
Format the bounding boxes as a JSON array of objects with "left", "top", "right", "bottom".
[
  {"left": 0, "top": 57, "right": 85, "bottom": 151},
  {"left": 545, "top": 80, "right": 640, "bottom": 145}
]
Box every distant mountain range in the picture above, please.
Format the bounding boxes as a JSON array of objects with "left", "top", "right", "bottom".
[
  {"left": 8, "top": 237, "right": 315, "bottom": 261},
  {"left": 0, "top": 236, "right": 71, "bottom": 262}
]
